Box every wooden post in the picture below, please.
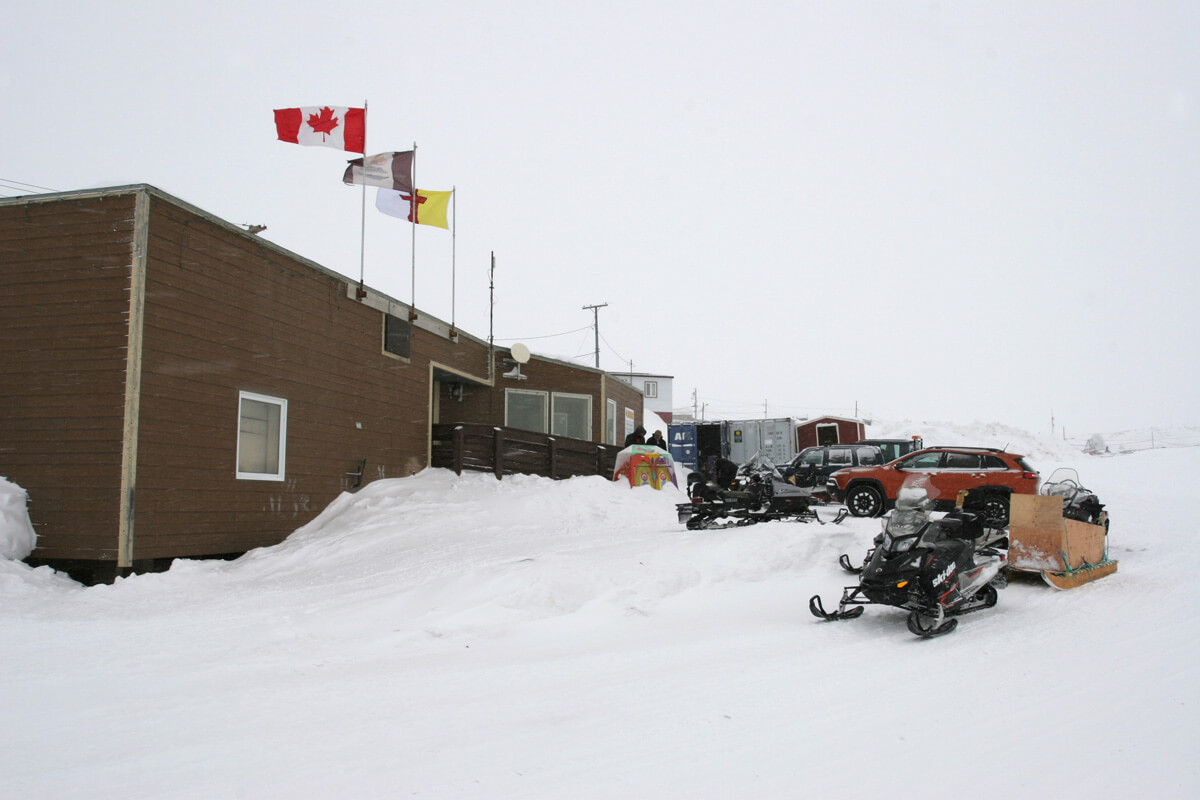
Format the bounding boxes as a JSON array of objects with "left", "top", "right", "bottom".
[
  {"left": 452, "top": 425, "right": 464, "bottom": 476},
  {"left": 596, "top": 444, "right": 607, "bottom": 478},
  {"left": 547, "top": 437, "right": 557, "bottom": 480},
  {"left": 493, "top": 427, "right": 505, "bottom": 480}
]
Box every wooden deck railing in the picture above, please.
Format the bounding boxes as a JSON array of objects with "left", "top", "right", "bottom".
[{"left": 430, "top": 423, "right": 618, "bottom": 480}]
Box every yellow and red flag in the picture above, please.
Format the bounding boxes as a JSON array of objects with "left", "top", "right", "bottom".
[{"left": 376, "top": 188, "right": 452, "bottom": 229}]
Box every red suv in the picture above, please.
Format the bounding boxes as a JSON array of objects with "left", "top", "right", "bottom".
[{"left": 827, "top": 446, "right": 1039, "bottom": 522}]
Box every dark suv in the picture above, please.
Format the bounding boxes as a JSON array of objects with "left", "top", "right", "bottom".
[
  {"left": 779, "top": 444, "right": 884, "bottom": 488},
  {"left": 856, "top": 437, "right": 923, "bottom": 463},
  {"left": 826, "top": 446, "right": 1039, "bottom": 522}
]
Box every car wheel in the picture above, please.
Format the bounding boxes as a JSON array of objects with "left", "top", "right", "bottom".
[
  {"left": 980, "top": 493, "right": 1010, "bottom": 526},
  {"left": 846, "top": 485, "right": 884, "bottom": 518}
]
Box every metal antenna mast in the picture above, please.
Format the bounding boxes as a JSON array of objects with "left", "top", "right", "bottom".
[{"left": 582, "top": 302, "right": 608, "bottom": 368}]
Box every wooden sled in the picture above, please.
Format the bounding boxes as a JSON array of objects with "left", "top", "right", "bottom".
[{"left": 1008, "top": 494, "right": 1117, "bottom": 590}]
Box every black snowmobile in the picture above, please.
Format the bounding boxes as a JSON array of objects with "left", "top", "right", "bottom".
[
  {"left": 1041, "top": 468, "right": 1108, "bottom": 529},
  {"left": 810, "top": 488, "right": 1007, "bottom": 637},
  {"left": 677, "top": 456, "right": 847, "bottom": 530}
]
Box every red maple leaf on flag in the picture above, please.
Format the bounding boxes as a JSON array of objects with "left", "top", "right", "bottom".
[{"left": 305, "top": 107, "right": 341, "bottom": 141}]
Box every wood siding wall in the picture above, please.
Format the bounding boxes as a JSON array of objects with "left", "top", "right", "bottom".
[
  {"left": 604, "top": 375, "right": 645, "bottom": 444},
  {"left": 2, "top": 186, "right": 643, "bottom": 570},
  {"left": 0, "top": 195, "right": 135, "bottom": 560},
  {"left": 129, "top": 196, "right": 492, "bottom": 561}
]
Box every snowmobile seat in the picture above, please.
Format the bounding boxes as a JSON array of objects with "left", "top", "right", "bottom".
[{"left": 940, "top": 511, "right": 983, "bottom": 540}]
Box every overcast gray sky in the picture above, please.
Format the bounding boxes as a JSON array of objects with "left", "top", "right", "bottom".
[{"left": 4, "top": 1, "right": 1197, "bottom": 437}]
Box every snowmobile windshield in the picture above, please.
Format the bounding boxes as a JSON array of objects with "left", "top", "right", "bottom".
[
  {"left": 1041, "top": 468, "right": 1082, "bottom": 499},
  {"left": 895, "top": 484, "right": 935, "bottom": 512},
  {"left": 883, "top": 508, "right": 927, "bottom": 552},
  {"left": 1043, "top": 468, "right": 1080, "bottom": 487},
  {"left": 886, "top": 508, "right": 928, "bottom": 538}
]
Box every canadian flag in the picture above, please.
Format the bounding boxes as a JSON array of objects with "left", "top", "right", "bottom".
[{"left": 274, "top": 106, "right": 365, "bottom": 153}]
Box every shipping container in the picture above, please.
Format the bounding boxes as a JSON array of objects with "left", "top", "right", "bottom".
[
  {"left": 726, "top": 418, "right": 798, "bottom": 467},
  {"left": 668, "top": 417, "right": 799, "bottom": 473},
  {"left": 667, "top": 422, "right": 725, "bottom": 473}
]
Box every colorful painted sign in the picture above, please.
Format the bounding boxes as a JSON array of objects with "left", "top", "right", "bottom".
[{"left": 612, "top": 445, "right": 678, "bottom": 490}]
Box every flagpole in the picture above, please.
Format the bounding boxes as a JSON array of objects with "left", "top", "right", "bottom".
[
  {"left": 409, "top": 140, "right": 418, "bottom": 320},
  {"left": 450, "top": 186, "right": 457, "bottom": 336},
  {"left": 356, "top": 99, "right": 368, "bottom": 299}
]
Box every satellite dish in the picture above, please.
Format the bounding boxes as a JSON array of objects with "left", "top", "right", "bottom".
[{"left": 510, "top": 343, "right": 531, "bottom": 364}]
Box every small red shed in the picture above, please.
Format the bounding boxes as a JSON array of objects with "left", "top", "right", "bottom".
[{"left": 796, "top": 416, "right": 866, "bottom": 449}]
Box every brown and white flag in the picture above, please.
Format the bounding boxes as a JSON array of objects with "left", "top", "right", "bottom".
[{"left": 342, "top": 151, "right": 414, "bottom": 193}]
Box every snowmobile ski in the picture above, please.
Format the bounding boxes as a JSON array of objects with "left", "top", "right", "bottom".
[
  {"left": 906, "top": 610, "right": 958, "bottom": 638},
  {"left": 808, "top": 593, "right": 865, "bottom": 621}
]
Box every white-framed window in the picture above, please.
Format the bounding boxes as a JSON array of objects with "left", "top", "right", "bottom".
[
  {"left": 505, "top": 389, "right": 548, "bottom": 433},
  {"left": 606, "top": 398, "right": 618, "bottom": 444},
  {"left": 551, "top": 392, "right": 592, "bottom": 441},
  {"left": 643, "top": 380, "right": 658, "bottom": 399},
  {"left": 237, "top": 391, "right": 287, "bottom": 481}
]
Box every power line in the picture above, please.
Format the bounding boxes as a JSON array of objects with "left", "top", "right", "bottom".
[
  {"left": 598, "top": 330, "right": 627, "bottom": 367},
  {"left": 0, "top": 177, "right": 59, "bottom": 193},
  {"left": 493, "top": 325, "right": 592, "bottom": 342}
]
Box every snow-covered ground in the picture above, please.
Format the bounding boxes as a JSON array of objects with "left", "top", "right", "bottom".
[{"left": 1, "top": 424, "right": 1197, "bottom": 798}]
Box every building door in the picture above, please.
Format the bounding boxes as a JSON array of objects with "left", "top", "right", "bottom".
[{"left": 817, "top": 423, "right": 840, "bottom": 445}]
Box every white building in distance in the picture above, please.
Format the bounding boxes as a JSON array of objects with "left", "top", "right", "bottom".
[{"left": 613, "top": 372, "right": 674, "bottom": 423}]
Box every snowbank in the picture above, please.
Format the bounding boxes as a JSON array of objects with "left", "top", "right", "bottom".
[
  {"left": 1, "top": 426, "right": 1197, "bottom": 798},
  {"left": 0, "top": 477, "right": 36, "bottom": 560}
]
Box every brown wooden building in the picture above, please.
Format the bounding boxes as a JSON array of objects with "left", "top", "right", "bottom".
[
  {"left": 0, "top": 185, "right": 642, "bottom": 582},
  {"left": 795, "top": 416, "right": 866, "bottom": 449}
]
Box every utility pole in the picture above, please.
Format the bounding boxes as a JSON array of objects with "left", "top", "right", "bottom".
[{"left": 582, "top": 302, "right": 608, "bottom": 368}]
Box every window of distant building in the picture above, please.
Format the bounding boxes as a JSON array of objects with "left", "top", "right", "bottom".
[
  {"left": 643, "top": 380, "right": 658, "bottom": 399},
  {"left": 236, "top": 391, "right": 287, "bottom": 481}
]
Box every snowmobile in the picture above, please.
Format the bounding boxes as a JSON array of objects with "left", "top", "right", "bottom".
[
  {"left": 1039, "top": 468, "right": 1108, "bottom": 528},
  {"left": 677, "top": 456, "right": 847, "bottom": 530},
  {"left": 810, "top": 488, "right": 1007, "bottom": 637},
  {"left": 836, "top": 487, "right": 1009, "bottom": 575}
]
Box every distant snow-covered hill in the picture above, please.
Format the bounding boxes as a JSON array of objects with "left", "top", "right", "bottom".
[{"left": 864, "top": 418, "right": 1082, "bottom": 464}]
